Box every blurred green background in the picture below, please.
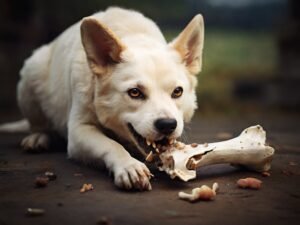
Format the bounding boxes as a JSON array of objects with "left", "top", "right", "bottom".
[{"left": 0, "top": 0, "right": 298, "bottom": 117}]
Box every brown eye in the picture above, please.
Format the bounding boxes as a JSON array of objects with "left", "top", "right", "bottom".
[
  {"left": 128, "top": 88, "right": 145, "bottom": 99},
  {"left": 172, "top": 86, "right": 183, "bottom": 98}
]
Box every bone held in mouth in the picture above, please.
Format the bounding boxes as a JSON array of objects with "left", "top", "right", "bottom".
[{"left": 157, "top": 125, "right": 275, "bottom": 181}]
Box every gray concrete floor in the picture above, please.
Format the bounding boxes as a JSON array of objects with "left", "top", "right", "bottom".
[{"left": 0, "top": 113, "right": 300, "bottom": 225}]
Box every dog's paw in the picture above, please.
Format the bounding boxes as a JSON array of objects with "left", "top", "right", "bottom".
[
  {"left": 113, "top": 158, "right": 152, "bottom": 191},
  {"left": 21, "top": 133, "right": 50, "bottom": 152}
]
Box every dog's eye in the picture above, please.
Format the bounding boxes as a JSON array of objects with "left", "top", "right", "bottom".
[
  {"left": 128, "top": 88, "right": 145, "bottom": 99},
  {"left": 171, "top": 87, "right": 183, "bottom": 98}
]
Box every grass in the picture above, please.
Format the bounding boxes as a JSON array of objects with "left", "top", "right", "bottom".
[{"left": 164, "top": 28, "right": 278, "bottom": 114}]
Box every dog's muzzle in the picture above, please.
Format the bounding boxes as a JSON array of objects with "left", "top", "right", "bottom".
[{"left": 128, "top": 123, "right": 176, "bottom": 155}]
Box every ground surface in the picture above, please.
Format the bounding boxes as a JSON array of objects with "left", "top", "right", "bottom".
[{"left": 0, "top": 113, "right": 300, "bottom": 225}]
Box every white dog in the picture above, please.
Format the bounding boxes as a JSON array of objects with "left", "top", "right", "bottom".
[{"left": 0, "top": 7, "right": 204, "bottom": 191}]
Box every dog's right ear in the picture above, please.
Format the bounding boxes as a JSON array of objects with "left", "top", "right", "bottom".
[
  {"left": 170, "top": 14, "right": 204, "bottom": 75},
  {"left": 80, "top": 18, "right": 125, "bottom": 76}
]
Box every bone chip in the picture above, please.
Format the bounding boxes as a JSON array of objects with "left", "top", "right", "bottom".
[
  {"left": 237, "top": 177, "right": 262, "bottom": 190},
  {"left": 145, "top": 151, "right": 154, "bottom": 162},
  {"left": 179, "top": 182, "right": 219, "bottom": 202}
]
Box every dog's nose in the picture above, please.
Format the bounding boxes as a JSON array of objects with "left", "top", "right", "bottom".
[{"left": 154, "top": 118, "right": 177, "bottom": 135}]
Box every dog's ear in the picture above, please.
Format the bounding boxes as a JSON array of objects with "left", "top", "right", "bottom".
[
  {"left": 170, "top": 14, "right": 204, "bottom": 75},
  {"left": 81, "top": 18, "right": 125, "bottom": 76}
]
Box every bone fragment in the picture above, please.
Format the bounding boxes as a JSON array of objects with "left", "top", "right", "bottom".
[
  {"left": 145, "top": 151, "right": 154, "bottom": 162},
  {"left": 159, "top": 125, "right": 275, "bottom": 181},
  {"left": 178, "top": 182, "right": 219, "bottom": 202}
]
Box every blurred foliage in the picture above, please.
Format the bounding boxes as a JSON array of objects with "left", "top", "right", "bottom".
[
  {"left": 165, "top": 28, "right": 278, "bottom": 114},
  {"left": 0, "top": 0, "right": 287, "bottom": 114}
]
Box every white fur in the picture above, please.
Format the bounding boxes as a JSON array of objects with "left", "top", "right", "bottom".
[{"left": 5, "top": 7, "right": 204, "bottom": 190}]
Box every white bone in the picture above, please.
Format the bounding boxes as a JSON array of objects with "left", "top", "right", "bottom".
[{"left": 158, "top": 125, "right": 275, "bottom": 181}]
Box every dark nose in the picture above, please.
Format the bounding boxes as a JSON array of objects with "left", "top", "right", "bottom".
[{"left": 154, "top": 118, "right": 177, "bottom": 135}]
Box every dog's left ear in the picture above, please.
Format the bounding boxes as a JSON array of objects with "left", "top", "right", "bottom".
[
  {"left": 81, "top": 17, "right": 125, "bottom": 76},
  {"left": 170, "top": 14, "right": 204, "bottom": 75}
]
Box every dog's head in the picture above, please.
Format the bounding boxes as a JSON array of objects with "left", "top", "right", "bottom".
[{"left": 80, "top": 15, "right": 204, "bottom": 154}]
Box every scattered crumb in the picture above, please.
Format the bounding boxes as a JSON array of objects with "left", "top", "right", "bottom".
[
  {"left": 261, "top": 171, "right": 271, "bottom": 177},
  {"left": 237, "top": 177, "right": 262, "bottom": 190},
  {"left": 178, "top": 182, "right": 219, "bottom": 202},
  {"left": 216, "top": 132, "right": 233, "bottom": 140},
  {"left": 45, "top": 171, "right": 57, "bottom": 180},
  {"left": 203, "top": 143, "right": 208, "bottom": 147},
  {"left": 35, "top": 176, "right": 49, "bottom": 188},
  {"left": 80, "top": 183, "right": 94, "bottom": 193},
  {"left": 26, "top": 208, "right": 45, "bottom": 216}
]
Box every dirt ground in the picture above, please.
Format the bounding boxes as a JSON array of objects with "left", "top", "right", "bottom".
[{"left": 0, "top": 113, "right": 300, "bottom": 225}]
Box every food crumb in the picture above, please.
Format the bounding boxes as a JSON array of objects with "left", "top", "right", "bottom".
[
  {"left": 80, "top": 183, "right": 94, "bottom": 193},
  {"left": 35, "top": 176, "right": 49, "bottom": 188},
  {"left": 261, "top": 171, "right": 271, "bottom": 177},
  {"left": 45, "top": 171, "right": 57, "bottom": 180},
  {"left": 26, "top": 208, "right": 45, "bottom": 216},
  {"left": 237, "top": 177, "right": 262, "bottom": 190}
]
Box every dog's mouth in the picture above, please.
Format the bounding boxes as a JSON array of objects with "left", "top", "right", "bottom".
[{"left": 128, "top": 123, "right": 175, "bottom": 155}]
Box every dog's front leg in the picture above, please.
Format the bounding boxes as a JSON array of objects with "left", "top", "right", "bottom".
[{"left": 68, "top": 122, "right": 152, "bottom": 191}]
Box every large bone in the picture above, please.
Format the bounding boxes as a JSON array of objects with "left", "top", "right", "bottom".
[{"left": 158, "top": 125, "right": 275, "bottom": 181}]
